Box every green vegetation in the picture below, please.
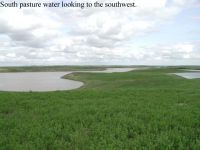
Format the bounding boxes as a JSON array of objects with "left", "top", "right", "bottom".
[
  {"left": 0, "top": 65, "right": 106, "bottom": 72},
  {"left": 0, "top": 67, "right": 200, "bottom": 149}
]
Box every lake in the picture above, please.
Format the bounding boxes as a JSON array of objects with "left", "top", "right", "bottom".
[
  {"left": 0, "top": 72, "right": 83, "bottom": 92},
  {"left": 0, "top": 68, "right": 135, "bottom": 92},
  {"left": 174, "top": 72, "right": 200, "bottom": 79},
  {"left": 77, "top": 68, "right": 135, "bottom": 73}
]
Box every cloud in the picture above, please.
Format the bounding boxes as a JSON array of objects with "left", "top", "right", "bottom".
[
  {"left": 145, "top": 43, "right": 199, "bottom": 59},
  {"left": 0, "top": 0, "right": 199, "bottom": 66}
]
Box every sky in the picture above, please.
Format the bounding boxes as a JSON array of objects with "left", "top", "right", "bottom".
[{"left": 0, "top": 0, "right": 200, "bottom": 66}]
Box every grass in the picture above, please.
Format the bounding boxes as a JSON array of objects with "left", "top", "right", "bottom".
[
  {"left": 0, "top": 67, "right": 200, "bottom": 149},
  {"left": 0, "top": 66, "right": 106, "bottom": 72},
  {"left": 0, "top": 65, "right": 146, "bottom": 73}
]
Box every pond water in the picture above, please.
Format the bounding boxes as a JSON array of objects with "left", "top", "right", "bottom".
[
  {"left": 0, "top": 72, "right": 83, "bottom": 92},
  {"left": 174, "top": 72, "right": 200, "bottom": 79},
  {"left": 77, "top": 68, "right": 135, "bottom": 73},
  {"left": 0, "top": 68, "right": 135, "bottom": 92}
]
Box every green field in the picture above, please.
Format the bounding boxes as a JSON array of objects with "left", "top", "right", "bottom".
[
  {"left": 0, "top": 67, "right": 200, "bottom": 149},
  {"left": 0, "top": 66, "right": 106, "bottom": 72}
]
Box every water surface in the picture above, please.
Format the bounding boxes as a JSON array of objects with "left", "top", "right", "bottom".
[
  {"left": 0, "top": 68, "right": 135, "bottom": 92},
  {"left": 0, "top": 72, "right": 83, "bottom": 92},
  {"left": 174, "top": 72, "right": 200, "bottom": 79},
  {"left": 78, "top": 68, "right": 135, "bottom": 73}
]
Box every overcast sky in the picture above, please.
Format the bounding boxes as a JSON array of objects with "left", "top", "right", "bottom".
[{"left": 0, "top": 0, "right": 200, "bottom": 66}]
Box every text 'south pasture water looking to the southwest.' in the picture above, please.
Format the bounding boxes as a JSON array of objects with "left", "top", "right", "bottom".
[{"left": 0, "top": 0, "right": 200, "bottom": 149}]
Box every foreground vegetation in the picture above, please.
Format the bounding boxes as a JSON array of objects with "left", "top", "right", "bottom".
[{"left": 0, "top": 67, "right": 200, "bottom": 149}]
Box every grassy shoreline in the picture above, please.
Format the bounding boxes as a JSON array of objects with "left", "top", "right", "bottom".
[
  {"left": 0, "top": 66, "right": 106, "bottom": 73},
  {"left": 0, "top": 65, "right": 199, "bottom": 73},
  {"left": 0, "top": 67, "right": 200, "bottom": 149}
]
